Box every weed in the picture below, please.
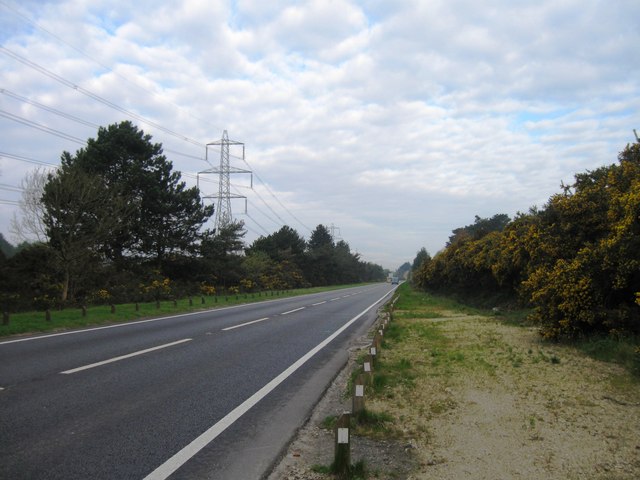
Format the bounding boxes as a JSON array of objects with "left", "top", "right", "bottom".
[
  {"left": 354, "top": 408, "right": 394, "bottom": 436},
  {"left": 326, "top": 459, "right": 368, "bottom": 480},
  {"left": 320, "top": 414, "right": 338, "bottom": 430},
  {"left": 430, "top": 398, "right": 457, "bottom": 414},
  {"left": 575, "top": 335, "right": 640, "bottom": 376},
  {"left": 311, "top": 464, "right": 332, "bottom": 474}
]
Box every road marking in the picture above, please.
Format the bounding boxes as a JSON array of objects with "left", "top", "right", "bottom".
[
  {"left": 329, "top": 297, "right": 341, "bottom": 302},
  {"left": 143, "top": 288, "right": 394, "bottom": 480},
  {"left": 222, "top": 317, "right": 270, "bottom": 331},
  {"left": 60, "top": 338, "right": 192, "bottom": 374},
  {"left": 312, "top": 301, "right": 327, "bottom": 306},
  {"left": 281, "top": 307, "right": 305, "bottom": 315}
]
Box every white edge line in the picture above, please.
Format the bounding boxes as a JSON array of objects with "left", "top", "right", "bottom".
[
  {"left": 281, "top": 307, "right": 305, "bottom": 315},
  {"left": 60, "top": 338, "right": 192, "bottom": 374},
  {"left": 143, "top": 288, "right": 394, "bottom": 480},
  {"left": 311, "top": 301, "right": 327, "bottom": 306},
  {"left": 222, "top": 317, "right": 269, "bottom": 331}
]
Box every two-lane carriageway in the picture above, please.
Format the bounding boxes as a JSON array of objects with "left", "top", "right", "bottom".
[{"left": 0, "top": 283, "right": 396, "bottom": 479}]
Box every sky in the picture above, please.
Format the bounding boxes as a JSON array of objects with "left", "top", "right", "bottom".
[{"left": 1, "top": 0, "right": 639, "bottom": 270}]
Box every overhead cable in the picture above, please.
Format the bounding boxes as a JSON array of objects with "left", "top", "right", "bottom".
[
  {"left": 0, "top": 109, "right": 86, "bottom": 144},
  {"left": 0, "top": 151, "right": 58, "bottom": 168},
  {"left": 0, "top": 45, "right": 204, "bottom": 149}
]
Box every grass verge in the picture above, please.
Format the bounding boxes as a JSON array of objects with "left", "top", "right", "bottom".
[{"left": 358, "top": 281, "right": 640, "bottom": 440}]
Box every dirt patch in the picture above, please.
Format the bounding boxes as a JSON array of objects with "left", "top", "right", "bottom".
[{"left": 268, "top": 310, "right": 640, "bottom": 479}]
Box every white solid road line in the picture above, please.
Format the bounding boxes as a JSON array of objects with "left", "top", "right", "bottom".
[
  {"left": 222, "top": 317, "right": 270, "bottom": 331},
  {"left": 60, "top": 338, "right": 192, "bottom": 374},
  {"left": 281, "top": 307, "right": 305, "bottom": 315},
  {"left": 142, "top": 288, "right": 394, "bottom": 480}
]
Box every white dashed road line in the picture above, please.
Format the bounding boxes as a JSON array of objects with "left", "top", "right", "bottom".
[
  {"left": 222, "top": 318, "right": 270, "bottom": 331},
  {"left": 60, "top": 338, "right": 192, "bottom": 374},
  {"left": 281, "top": 307, "right": 305, "bottom": 315}
]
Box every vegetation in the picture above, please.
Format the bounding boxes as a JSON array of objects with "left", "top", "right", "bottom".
[
  {"left": 364, "top": 283, "right": 640, "bottom": 478},
  {"left": 414, "top": 140, "right": 640, "bottom": 340},
  {"left": 1, "top": 121, "right": 386, "bottom": 316}
]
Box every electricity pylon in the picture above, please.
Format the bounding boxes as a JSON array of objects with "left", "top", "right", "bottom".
[
  {"left": 198, "top": 130, "right": 252, "bottom": 232},
  {"left": 330, "top": 223, "right": 342, "bottom": 242}
]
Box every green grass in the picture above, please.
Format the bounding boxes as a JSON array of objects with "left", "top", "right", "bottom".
[
  {"left": 0, "top": 283, "right": 373, "bottom": 338},
  {"left": 575, "top": 335, "right": 640, "bottom": 374},
  {"left": 312, "top": 460, "right": 367, "bottom": 480},
  {"left": 393, "top": 282, "right": 484, "bottom": 316},
  {"left": 320, "top": 414, "right": 339, "bottom": 430},
  {"left": 370, "top": 356, "right": 417, "bottom": 394},
  {"left": 392, "top": 284, "right": 640, "bottom": 379},
  {"left": 353, "top": 408, "right": 394, "bottom": 434}
]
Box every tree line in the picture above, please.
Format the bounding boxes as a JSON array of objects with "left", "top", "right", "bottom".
[
  {"left": 0, "top": 121, "right": 386, "bottom": 312},
  {"left": 413, "top": 140, "right": 640, "bottom": 340}
]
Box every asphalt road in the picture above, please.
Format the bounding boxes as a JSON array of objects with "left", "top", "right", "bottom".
[{"left": 0, "top": 283, "right": 396, "bottom": 479}]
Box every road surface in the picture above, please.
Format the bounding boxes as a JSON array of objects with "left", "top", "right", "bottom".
[{"left": 0, "top": 283, "right": 395, "bottom": 479}]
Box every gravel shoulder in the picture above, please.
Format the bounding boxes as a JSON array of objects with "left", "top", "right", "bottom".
[{"left": 268, "top": 307, "right": 640, "bottom": 480}]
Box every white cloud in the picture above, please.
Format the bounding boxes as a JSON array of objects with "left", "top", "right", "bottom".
[{"left": 0, "top": 0, "right": 638, "bottom": 269}]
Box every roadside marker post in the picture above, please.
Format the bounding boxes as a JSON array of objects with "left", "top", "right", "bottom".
[
  {"left": 363, "top": 355, "right": 372, "bottom": 371},
  {"left": 334, "top": 412, "right": 351, "bottom": 476},
  {"left": 373, "top": 332, "right": 382, "bottom": 351},
  {"left": 363, "top": 355, "right": 373, "bottom": 384},
  {"left": 352, "top": 374, "right": 365, "bottom": 415}
]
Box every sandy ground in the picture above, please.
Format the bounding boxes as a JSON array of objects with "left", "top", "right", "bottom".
[{"left": 268, "top": 310, "right": 640, "bottom": 480}]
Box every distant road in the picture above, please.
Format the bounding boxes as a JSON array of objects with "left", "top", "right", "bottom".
[{"left": 0, "top": 283, "right": 395, "bottom": 479}]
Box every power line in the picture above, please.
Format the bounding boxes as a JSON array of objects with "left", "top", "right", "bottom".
[
  {"left": 0, "top": 45, "right": 204, "bottom": 149},
  {"left": 243, "top": 211, "right": 270, "bottom": 236},
  {"left": 239, "top": 220, "right": 262, "bottom": 238},
  {"left": 0, "top": 0, "right": 227, "bottom": 137},
  {"left": 249, "top": 181, "right": 289, "bottom": 226},
  {"left": 0, "top": 182, "right": 24, "bottom": 192},
  {"left": 235, "top": 189, "right": 283, "bottom": 229},
  {"left": 242, "top": 159, "right": 312, "bottom": 233},
  {"left": 1, "top": 38, "right": 313, "bottom": 236},
  {"left": 0, "top": 88, "right": 99, "bottom": 128},
  {"left": 2, "top": 89, "right": 209, "bottom": 168},
  {"left": 0, "top": 109, "right": 86, "bottom": 144},
  {"left": 0, "top": 151, "right": 58, "bottom": 168},
  {"left": 0, "top": 93, "right": 293, "bottom": 237}
]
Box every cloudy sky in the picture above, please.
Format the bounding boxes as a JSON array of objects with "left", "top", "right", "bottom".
[{"left": 1, "top": 0, "right": 638, "bottom": 270}]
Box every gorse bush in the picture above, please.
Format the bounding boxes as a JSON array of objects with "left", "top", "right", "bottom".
[{"left": 415, "top": 140, "right": 640, "bottom": 339}]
